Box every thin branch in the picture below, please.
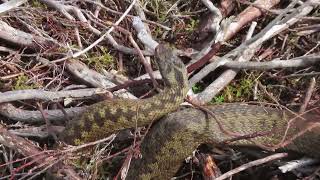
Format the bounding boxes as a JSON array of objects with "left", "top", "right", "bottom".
[
  {"left": 0, "top": 88, "right": 110, "bottom": 103},
  {"left": 9, "top": 125, "right": 64, "bottom": 139},
  {"left": 80, "top": 0, "right": 171, "bottom": 30},
  {"left": 114, "top": 25, "right": 159, "bottom": 88},
  {"left": 223, "top": 55, "right": 320, "bottom": 70},
  {"left": 132, "top": 17, "right": 158, "bottom": 52},
  {"left": 278, "top": 157, "right": 319, "bottom": 173},
  {"left": 0, "top": 20, "right": 52, "bottom": 50},
  {"left": 65, "top": 60, "right": 137, "bottom": 99},
  {"left": 299, "top": 77, "right": 316, "bottom": 113},
  {"left": 0, "top": 103, "right": 84, "bottom": 122},
  {"left": 187, "top": 0, "right": 280, "bottom": 72},
  {"left": 0, "top": 124, "right": 80, "bottom": 179},
  {"left": 71, "top": 0, "right": 137, "bottom": 58},
  {"left": 0, "top": 0, "right": 27, "bottom": 13},
  {"left": 190, "top": 1, "right": 316, "bottom": 103},
  {"left": 215, "top": 153, "right": 288, "bottom": 180}
]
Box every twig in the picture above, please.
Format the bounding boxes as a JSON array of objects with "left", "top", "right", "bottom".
[
  {"left": 61, "top": 134, "right": 116, "bottom": 154},
  {"left": 65, "top": 60, "right": 137, "bottom": 99},
  {"left": 0, "top": 20, "right": 52, "bottom": 50},
  {"left": 258, "top": 82, "right": 280, "bottom": 105},
  {"left": 278, "top": 157, "right": 319, "bottom": 173},
  {"left": 9, "top": 125, "right": 64, "bottom": 138},
  {"left": 38, "top": 0, "right": 82, "bottom": 48},
  {"left": 0, "top": 124, "right": 80, "bottom": 179},
  {"left": 222, "top": 55, "right": 320, "bottom": 70},
  {"left": 0, "top": 88, "right": 111, "bottom": 103},
  {"left": 190, "top": 1, "right": 316, "bottom": 103},
  {"left": 215, "top": 153, "right": 288, "bottom": 180},
  {"left": 114, "top": 26, "right": 159, "bottom": 88},
  {"left": 0, "top": 0, "right": 27, "bottom": 14},
  {"left": 0, "top": 103, "right": 84, "bottom": 122},
  {"left": 299, "top": 77, "right": 316, "bottom": 113},
  {"left": 187, "top": 0, "right": 280, "bottom": 73},
  {"left": 132, "top": 17, "right": 158, "bottom": 52},
  {"left": 37, "top": 102, "right": 58, "bottom": 140},
  {"left": 71, "top": 0, "right": 137, "bottom": 58},
  {"left": 80, "top": 0, "right": 171, "bottom": 31}
]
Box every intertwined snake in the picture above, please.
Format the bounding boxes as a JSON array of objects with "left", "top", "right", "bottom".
[
  {"left": 60, "top": 44, "right": 320, "bottom": 179},
  {"left": 59, "top": 44, "right": 188, "bottom": 145}
]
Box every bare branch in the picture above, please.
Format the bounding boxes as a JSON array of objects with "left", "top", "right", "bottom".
[
  {"left": 9, "top": 125, "right": 64, "bottom": 138},
  {"left": 187, "top": 0, "right": 280, "bottom": 69},
  {"left": 0, "top": 103, "right": 84, "bottom": 122},
  {"left": 0, "top": 0, "right": 27, "bottom": 14},
  {"left": 0, "top": 88, "right": 110, "bottom": 103},
  {"left": 278, "top": 157, "right": 319, "bottom": 173},
  {"left": 71, "top": 0, "right": 137, "bottom": 58},
  {"left": 132, "top": 17, "right": 158, "bottom": 52},
  {"left": 299, "top": 77, "right": 316, "bottom": 113},
  {"left": 223, "top": 55, "right": 320, "bottom": 70},
  {"left": 0, "top": 20, "right": 52, "bottom": 50},
  {"left": 65, "top": 60, "right": 137, "bottom": 99},
  {"left": 190, "top": 1, "right": 317, "bottom": 103},
  {"left": 0, "top": 124, "right": 80, "bottom": 179},
  {"left": 215, "top": 153, "right": 288, "bottom": 180}
]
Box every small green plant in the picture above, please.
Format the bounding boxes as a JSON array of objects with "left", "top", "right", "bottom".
[
  {"left": 154, "top": 26, "right": 164, "bottom": 38},
  {"left": 186, "top": 19, "right": 199, "bottom": 32},
  {"left": 87, "top": 48, "right": 114, "bottom": 71},
  {"left": 211, "top": 95, "right": 225, "bottom": 104},
  {"left": 219, "top": 76, "right": 255, "bottom": 102},
  {"left": 192, "top": 83, "right": 204, "bottom": 93},
  {"left": 30, "top": 0, "right": 46, "bottom": 8},
  {"left": 13, "top": 75, "right": 39, "bottom": 90},
  {"left": 142, "top": 0, "right": 172, "bottom": 22}
]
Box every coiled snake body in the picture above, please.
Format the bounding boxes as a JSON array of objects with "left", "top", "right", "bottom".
[{"left": 60, "top": 45, "right": 320, "bottom": 179}]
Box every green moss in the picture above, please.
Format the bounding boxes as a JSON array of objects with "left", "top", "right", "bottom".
[
  {"left": 141, "top": 0, "right": 173, "bottom": 22},
  {"left": 191, "top": 83, "right": 204, "bottom": 93},
  {"left": 212, "top": 76, "right": 255, "bottom": 103},
  {"left": 30, "top": 0, "right": 46, "bottom": 8},
  {"left": 211, "top": 95, "right": 225, "bottom": 104},
  {"left": 13, "top": 75, "right": 40, "bottom": 90},
  {"left": 87, "top": 48, "right": 114, "bottom": 71},
  {"left": 185, "top": 19, "right": 199, "bottom": 33}
]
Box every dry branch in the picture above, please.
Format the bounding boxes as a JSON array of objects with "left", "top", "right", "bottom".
[
  {"left": 0, "top": 20, "right": 53, "bottom": 50},
  {"left": 0, "top": 0, "right": 27, "bottom": 13},
  {"left": 0, "top": 103, "right": 84, "bottom": 122},
  {"left": 222, "top": 55, "right": 320, "bottom": 70},
  {"left": 187, "top": 0, "right": 280, "bottom": 71},
  {"left": 0, "top": 124, "right": 80, "bottom": 179},
  {"left": 0, "top": 88, "right": 110, "bottom": 103},
  {"left": 9, "top": 125, "right": 64, "bottom": 138},
  {"left": 215, "top": 153, "right": 288, "bottom": 180},
  {"left": 65, "top": 60, "right": 137, "bottom": 99},
  {"left": 190, "top": 0, "right": 317, "bottom": 103}
]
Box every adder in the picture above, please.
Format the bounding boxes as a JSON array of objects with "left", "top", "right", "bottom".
[{"left": 60, "top": 44, "right": 320, "bottom": 179}]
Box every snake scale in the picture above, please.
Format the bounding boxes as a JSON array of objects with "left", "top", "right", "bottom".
[{"left": 59, "top": 44, "right": 320, "bottom": 179}]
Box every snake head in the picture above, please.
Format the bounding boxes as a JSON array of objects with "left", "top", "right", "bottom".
[{"left": 155, "top": 44, "right": 188, "bottom": 88}]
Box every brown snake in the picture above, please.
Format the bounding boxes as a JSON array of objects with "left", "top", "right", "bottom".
[{"left": 59, "top": 44, "right": 320, "bottom": 179}]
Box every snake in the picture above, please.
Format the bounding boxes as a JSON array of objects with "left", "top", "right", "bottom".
[
  {"left": 59, "top": 44, "right": 320, "bottom": 179},
  {"left": 59, "top": 44, "right": 189, "bottom": 145}
]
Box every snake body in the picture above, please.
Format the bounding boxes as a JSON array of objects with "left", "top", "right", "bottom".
[
  {"left": 60, "top": 44, "right": 320, "bottom": 178},
  {"left": 126, "top": 104, "right": 320, "bottom": 179},
  {"left": 60, "top": 44, "right": 189, "bottom": 145}
]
